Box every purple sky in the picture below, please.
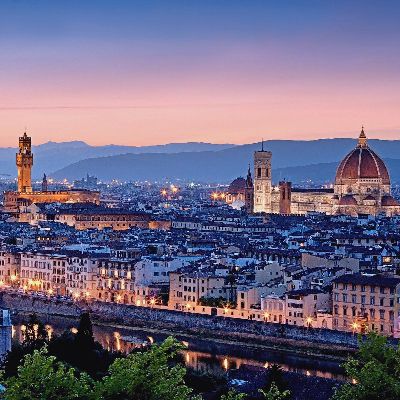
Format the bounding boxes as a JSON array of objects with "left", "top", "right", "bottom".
[{"left": 1, "top": 0, "right": 400, "bottom": 146}]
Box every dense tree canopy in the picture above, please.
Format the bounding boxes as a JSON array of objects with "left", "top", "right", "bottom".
[{"left": 332, "top": 332, "right": 400, "bottom": 400}]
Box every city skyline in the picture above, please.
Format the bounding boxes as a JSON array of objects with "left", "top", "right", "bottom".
[{"left": 1, "top": 0, "right": 400, "bottom": 146}]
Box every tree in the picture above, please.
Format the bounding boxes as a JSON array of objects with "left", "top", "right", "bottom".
[
  {"left": 2, "top": 314, "right": 49, "bottom": 378},
  {"left": 22, "top": 314, "right": 48, "bottom": 349},
  {"left": 2, "top": 347, "right": 93, "bottom": 400},
  {"left": 259, "top": 382, "right": 291, "bottom": 400},
  {"left": 332, "top": 331, "right": 400, "bottom": 400},
  {"left": 94, "top": 336, "right": 200, "bottom": 400},
  {"left": 220, "top": 389, "right": 247, "bottom": 400},
  {"left": 75, "top": 312, "right": 95, "bottom": 352}
]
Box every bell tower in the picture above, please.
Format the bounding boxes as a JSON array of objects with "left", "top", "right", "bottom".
[
  {"left": 253, "top": 141, "right": 272, "bottom": 213},
  {"left": 16, "top": 132, "right": 33, "bottom": 193}
]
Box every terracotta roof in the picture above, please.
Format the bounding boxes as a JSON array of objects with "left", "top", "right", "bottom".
[
  {"left": 338, "top": 195, "right": 358, "bottom": 206},
  {"left": 228, "top": 177, "right": 246, "bottom": 194},
  {"left": 381, "top": 195, "right": 399, "bottom": 207},
  {"left": 335, "top": 130, "right": 390, "bottom": 185}
]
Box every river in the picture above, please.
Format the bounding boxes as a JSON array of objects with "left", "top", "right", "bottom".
[{"left": 11, "top": 314, "right": 346, "bottom": 382}]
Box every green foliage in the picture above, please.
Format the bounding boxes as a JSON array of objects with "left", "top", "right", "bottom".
[
  {"left": 2, "top": 313, "right": 117, "bottom": 380},
  {"left": 94, "top": 336, "right": 200, "bottom": 400},
  {"left": 2, "top": 314, "right": 49, "bottom": 378},
  {"left": 332, "top": 331, "right": 400, "bottom": 400},
  {"left": 198, "top": 297, "right": 228, "bottom": 308},
  {"left": 259, "top": 382, "right": 291, "bottom": 400},
  {"left": 220, "top": 389, "right": 247, "bottom": 400},
  {"left": 2, "top": 347, "right": 93, "bottom": 400}
]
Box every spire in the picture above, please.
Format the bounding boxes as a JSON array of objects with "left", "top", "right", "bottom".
[
  {"left": 357, "top": 125, "right": 367, "bottom": 148},
  {"left": 247, "top": 164, "right": 251, "bottom": 178},
  {"left": 261, "top": 138, "right": 264, "bottom": 151},
  {"left": 42, "top": 173, "right": 48, "bottom": 192},
  {"left": 246, "top": 163, "right": 253, "bottom": 187}
]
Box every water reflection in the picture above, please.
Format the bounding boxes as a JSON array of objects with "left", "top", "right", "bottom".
[{"left": 11, "top": 316, "right": 345, "bottom": 381}]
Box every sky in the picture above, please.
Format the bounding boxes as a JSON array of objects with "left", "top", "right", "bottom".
[{"left": 0, "top": 0, "right": 400, "bottom": 146}]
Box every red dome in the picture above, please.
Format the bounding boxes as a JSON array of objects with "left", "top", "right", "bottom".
[
  {"left": 339, "top": 195, "right": 358, "bottom": 206},
  {"left": 335, "top": 129, "right": 390, "bottom": 185},
  {"left": 381, "top": 195, "right": 399, "bottom": 207},
  {"left": 228, "top": 177, "right": 246, "bottom": 194}
]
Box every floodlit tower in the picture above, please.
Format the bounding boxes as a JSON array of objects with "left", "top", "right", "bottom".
[
  {"left": 253, "top": 140, "right": 272, "bottom": 213},
  {"left": 16, "top": 132, "right": 33, "bottom": 193}
]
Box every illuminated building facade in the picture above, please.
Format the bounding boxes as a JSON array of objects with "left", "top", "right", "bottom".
[
  {"left": 4, "top": 132, "right": 100, "bottom": 213},
  {"left": 227, "top": 128, "right": 400, "bottom": 216}
]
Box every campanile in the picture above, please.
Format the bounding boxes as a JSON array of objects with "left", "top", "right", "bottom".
[{"left": 253, "top": 142, "right": 272, "bottom": 213}]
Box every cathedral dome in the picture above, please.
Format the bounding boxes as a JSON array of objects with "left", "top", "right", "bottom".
[
  {"left": 228, "top": 177, "right": 246, "bottom": 194},
  {"left": 335, "top": 128, "right": 390, "bottom": 185}
]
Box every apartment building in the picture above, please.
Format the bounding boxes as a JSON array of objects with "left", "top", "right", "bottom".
[
  {"left": 332, "top": 273, "right": 400, "bottom": 336},
  {"left": 285, "top": 288, "right": 330, "bottom": 327},
  {"left": 169, "top": 271, "right": 227, "bottom": 311}
]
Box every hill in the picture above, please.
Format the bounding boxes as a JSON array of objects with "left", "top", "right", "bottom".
[
  {"left": 51, "top": 139, "right": 400, "bottom": 183},
  {"left": 0, "top": 141, "right": 235, "bottom": 178}
]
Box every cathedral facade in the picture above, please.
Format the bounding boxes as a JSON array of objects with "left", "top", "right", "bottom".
[
  {"left": 227, "top": 128, "right": 400, "bottom": 216},
  {"left": 3, "top": 133, "right": 100, "bottom": 213}
]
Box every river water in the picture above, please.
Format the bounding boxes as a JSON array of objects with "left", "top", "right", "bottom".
[{"left": 11, "top": 314, "right": 345, "bottom": 381}]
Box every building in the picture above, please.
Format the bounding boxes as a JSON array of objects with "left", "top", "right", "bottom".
[
  {"left": 16, "top": 132, "right": 33, "bottom": 193},
  {"left": 225, "top": 167, "right": 254, "bottom": 213},
  {"left": 333, "top": 127, "right": 399, "bottom": 216},
  {"left": 253, "top": 143, "right": 272, "bottom": 213},
  {"left": 3, "top": 133, "right": 100, "bottom": 214},
  {"left": 97, "top": 259, "right": 136, "bottom": 304},
  {"left": 55, "top": 206, "right": 150, "bottom": 230},
  {"left": 285, "top": 289, "right": 330, "bottom": 327},
  {"left": 168, "top": 271, "right": 227, "bottom": 311},
  {"left": 332, "top": 273, "right": 400, "bottom": 337},
  {"left": 245, "top": 128, "right": 400, "bottom": 217}
]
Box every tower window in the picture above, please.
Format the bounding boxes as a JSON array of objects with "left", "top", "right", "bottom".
[{"left": 257, "top": 167, "right": 262, "bottom": 178}]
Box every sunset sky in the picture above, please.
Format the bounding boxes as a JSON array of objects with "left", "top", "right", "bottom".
[{"left": 1, "top": 0, "right": 400, "bottom": 146}]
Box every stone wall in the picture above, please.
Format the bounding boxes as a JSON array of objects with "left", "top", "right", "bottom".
[{"left": 1, "top": 292, "right": 396, "bottom": 353}]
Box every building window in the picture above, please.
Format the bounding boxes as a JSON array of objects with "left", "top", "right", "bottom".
[{"left": 370, "top": 296, "right": 375, "bottom": 305}]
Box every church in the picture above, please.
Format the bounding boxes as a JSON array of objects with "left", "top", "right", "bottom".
[
  {"left": 3, "top": 132, "right": 100, "bottom": 214},
  {"left": 227, "top": 128, "right": 400, "bottom": 216}
]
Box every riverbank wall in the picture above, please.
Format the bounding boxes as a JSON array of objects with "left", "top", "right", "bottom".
[{"left": 1, "top": 292, "right": 392, "bottom": 356}]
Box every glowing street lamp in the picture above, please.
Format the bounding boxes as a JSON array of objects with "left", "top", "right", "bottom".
[
  {"left": 352, "top": 321, "right": 359, "bottom": 334},
  {"left": 161, "top": 189, "right": 168, "bottom": 197},
  {"left": 211, "top": 192, "right": 219, "bottom": 201},
  {"left": 306, "top": 316, "right": 313, "bottom": 328}
]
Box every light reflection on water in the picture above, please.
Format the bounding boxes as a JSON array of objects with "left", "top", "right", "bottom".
[{"left": 11, "top": 317, "right": 346, "bottom": 381}]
